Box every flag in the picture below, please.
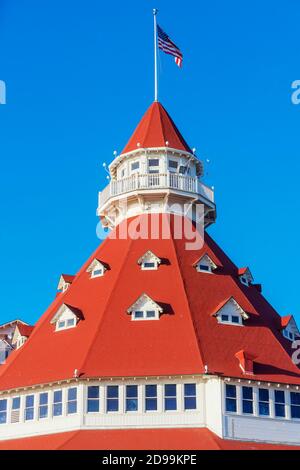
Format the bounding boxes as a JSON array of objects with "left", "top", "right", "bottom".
[{"left": 157, "top": 24, "right": 183, "bottom": 67}]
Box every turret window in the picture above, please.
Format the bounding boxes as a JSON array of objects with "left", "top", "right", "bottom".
[
  {"left": 164, "top": 384, "right": 177, "bottom": 411},
  {"left": 131, "top": 161, "right": 140, "bottom": 172},
  {"left": 242, "top": 386, "right": 253, "bottom": 414},
  {"left": 168, "top": 160, "right": 178, "bottom": 171}
]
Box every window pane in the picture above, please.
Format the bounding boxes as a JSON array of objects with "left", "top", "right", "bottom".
[
  {"left": 87, "top": 400, "right": 99, "bottom": 413},
  {"left": 126, "top": 385, "right": 137, "bottom": 398},
  {"left": 39, "top": 406, "right": 48, "bottom": 419},
  {"left": 226, "top": 398, "right": 237, "bottom": 413},
  {"left": 107, "top": 399, "right": 118, "bottom": 412},
  {"left": 58, "top": 321, "right": 65, "bottom": 329},
  {"left": 39, "top": 393, "right": 48, "bottom": 405},
  {"left": 169, "top": 161, "right": 178, "bottom": 169},
  {"left": 54, "top": 390, "right": 62, "bottom": 403},
  {"left": 291, "top": 392, "right": 300, "bottom": 405},
  {"left": 126, "top": 399, "right": 138, "bottom": 412},
  {"left": 107, "top": 386, "right": 118, "bottom": 398},
  {"left": 134, "top": 311, "right": 143, "bottom": 319},
  {"left": 199, "top": 265, "right": 209, "bottom": 271},
  {"left": 149, "top": 159, "right": 159, "bottom": 166},
  {"left": 184, "top": 397, "right": 196, "bottom": 410},
  {"left": 184, "top": 384, "right": 196, "bottom": 396},
  {"left": 88, "top": 386, "right": 99, "bottom": 399},
  {"left": 259, "top": 402, "right": 269, "bottom": 416},
  {"left": 67, "top": 401, "right": 77, "bottom": 414},
  {"left": 226, "top": 384, "right": 236, "bottom": 398},
  {"left": 0, "top": 412, "right": 6, "bottom": 424},
  {"left": 26, "top": 395, "right": 34, "bottom": 408},
  {"left": 165, "top": 384, "right": 176, "bottom": 396},
  {"left": 145, "top": 385, "right": 157, "bottom": 398},
  {"left": 242, "top": 387, "right": 253, "bottom": 400},
  {"left": 25, "top": 408, "right": 34, "bottom": 421},
  {"left": 275, "top": 390, "right": 285, "bottom": 404},
  {"left": 242, "top": 400, "right": 253, "bottom": 414},
  {"left": 146, "top": 311, "right": 156, "bottom": 318},
  {"left": 291, "top": 405, "right": 300, "bottom": 419},
  {"left": 221, "top": 314, "right": 229, "bottom": 322},
  {"left": 144, "top": 262, "right": 155, "bottom": 268},
  {"left": 131, "top": 162, "right": 139, "bottom": 171},
  {"left": 146, "top": 398, "right": 157, "bottom": 411},
  {"left": 12, "top": 397, "right": 20, "bottom": 410},
  {"left": 68, "top": 388, "right": 77, "bottom": 401},
  {"left": 165, "top": 398, "right": 177, "bottom": 411},
  {"left": 231, "top": 316, "right": 239, "bottom": 323},
  {"left": 53, "top": 403, "right": 62, "bottom": 416},
  {"left": 67, "top": 318, "right": 75, "bottom": 327},
  {"left": 259, "top": 389, "right": 269, "bottom": 402},
  {"left": 275, "top": 403, "right": 285, "bottom": 418},
  {"left": 0, "top": 399, "right": 7, "bottom": 412}
]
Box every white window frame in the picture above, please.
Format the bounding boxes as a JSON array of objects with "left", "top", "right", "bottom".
[
  {"left": 218, "top": 313, "right": 243, "bottom": 326},
  {"left": 130, "top": 160, "right": 140, "bottom": 174},
  {"left": 132, "top": 309, "right": 160, "bottom": 321},
  {"left": 91, "top": 267, "right": 104, "bottom": 278},
  {"left": 55, "top": 315, "right": 77, "bottom": 332}
]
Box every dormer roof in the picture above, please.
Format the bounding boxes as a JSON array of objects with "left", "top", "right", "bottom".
[
  {"left": 137, "top": 250, "right": 161, "bottom": 265},
  {"left": 127, "top": 293, "right": 163, "bottom": 314},
  {"left": 212, "top": 297, "right": 250, "bottom": 320},
  {"left": 50, "top": 304, "right": 84, "bottom": 324},
  {"left": 57, "top": 274, "right": 75, "bottom": 291}
]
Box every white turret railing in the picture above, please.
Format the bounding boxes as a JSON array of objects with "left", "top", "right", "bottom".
[{"left": 98, "top": 173, "right": 214, "bottom": 209}]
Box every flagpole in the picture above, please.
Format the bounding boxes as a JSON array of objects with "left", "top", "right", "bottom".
[{"left": 153, "top": 8, "right": 158, "bottom": 102}]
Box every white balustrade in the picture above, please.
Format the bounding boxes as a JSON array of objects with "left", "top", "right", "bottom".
[{"left": 99, "top": 173, "right": 214, "bottom": 208}]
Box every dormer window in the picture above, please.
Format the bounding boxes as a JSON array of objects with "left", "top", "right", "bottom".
[
  {"left": 127, "top": 294, "right": 163, "bottom": 321},
  {"left": 213, "top": 297, "right": 249, "bottom": 326},
  {"left": 238, "top": 268, "right": 253, "bottom": 287},
  {"left": 281, "top": 315, "right": 300, "bottom": 342},
  {"left": 86, "top": 259, "right": 108, "bottom": 279},
  {"left": 57, "top": 274, "right": 75, "bottom": 293},
  {"left": 50, "top": 304, "right": 84, "bottom": 331},
  {"left": 137, "top": 251, "right": 161, "bottom": 270},
  {"left": 194, "top": 254, "right": 217, "bottom": 273}
]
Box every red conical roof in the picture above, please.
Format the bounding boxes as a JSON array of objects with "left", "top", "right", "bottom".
[
  {"left": 121, "top": 102, "right": 192, "bottom": 154},
  {"left": 0, "top": 214, "right": 299, "bottom": 390}
]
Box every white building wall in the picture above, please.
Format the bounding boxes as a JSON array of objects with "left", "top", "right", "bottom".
[{"left": 204, "top": 377, "right": 223, "bottom": 437}]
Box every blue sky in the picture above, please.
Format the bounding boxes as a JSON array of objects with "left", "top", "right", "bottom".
[{"left": 0, "top": 0, "right": 299, "bottom": 325}]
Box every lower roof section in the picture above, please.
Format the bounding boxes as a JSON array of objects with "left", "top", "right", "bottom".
[{"left": 0, "top": 428, "right": 298, "bottom": 450}]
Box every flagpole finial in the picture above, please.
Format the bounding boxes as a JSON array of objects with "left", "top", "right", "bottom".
[{"left": 153, "top": 8, "right": 158, "bottom": 15}]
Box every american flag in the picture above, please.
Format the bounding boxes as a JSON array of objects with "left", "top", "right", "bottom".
[{"left": 157, "top": 24, "right": 183, "bottom": 68}]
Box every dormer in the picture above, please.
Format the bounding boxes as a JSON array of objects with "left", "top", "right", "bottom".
[
  {"left": 50, "top": 304, "right": 84, "bottom": 331},
  {"left": 280, "top": 315, "right": 300, "bottom": 342},
  {"left": 194, "top": 254, "right": 217, "bottom": 273},
  {"left": 137, "top": 251, "right": 161, "bottom": 270},
  {"left": 235, "top": 350, "right": 257, "bottom": 375},
  {"left": 86, "top": 259, "right": 108, "bottom": 278},
  {"left": 12, "top": 324, "right": 34, "bottom": 350},
  {"left": 212, "top": 297, "right": 249, "bottom": 326},
  {"left": 238, "top": 267, "right": 253, "bottom": 286},
  {"left": 57, "top": 274, "right": 75, "bottom": 293},
  {"left": 127, "top": 293, "right": 163, "bottom": 321}
]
